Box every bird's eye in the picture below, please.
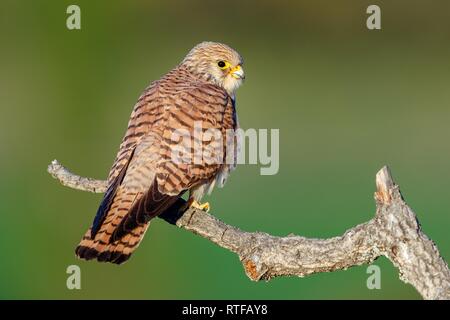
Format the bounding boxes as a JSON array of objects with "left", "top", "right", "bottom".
[{"left": 217, "top": 61, "right": 227, "bottom": 68}]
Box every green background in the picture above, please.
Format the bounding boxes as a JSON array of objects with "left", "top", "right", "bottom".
[{"left": 1, "top": 0, "right": 449, "bottom": 299}]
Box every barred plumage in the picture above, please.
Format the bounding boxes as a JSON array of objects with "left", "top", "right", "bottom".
[{"left": 76, "top": 42, "right": 244, "bottom": 264}]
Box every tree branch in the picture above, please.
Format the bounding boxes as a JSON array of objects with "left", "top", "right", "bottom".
[
  {"left": 47, "top": 160, "right": 450, "bottom": 300},
  {"left": 48, "top": 160, "right": 107, "bottom": 193}
]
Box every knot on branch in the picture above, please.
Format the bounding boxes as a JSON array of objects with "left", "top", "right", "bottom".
[{"left": 243, "top": 259, "right": 261, "bottom": 281}]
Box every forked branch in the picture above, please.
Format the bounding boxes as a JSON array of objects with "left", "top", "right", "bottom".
[{"left": 47, "top": 160, "right": 450, "bottom": 299}]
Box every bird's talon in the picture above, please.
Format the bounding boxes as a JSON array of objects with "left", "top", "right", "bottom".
[{"left": 191, "top": 200, "right": 210, "bottom": 212}]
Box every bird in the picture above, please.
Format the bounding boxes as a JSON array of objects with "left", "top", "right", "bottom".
[{"left": 75, "top": 42, "right": 245, "bottom": 264}]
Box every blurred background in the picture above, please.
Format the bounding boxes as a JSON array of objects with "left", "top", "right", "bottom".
[{"left": 1, "top": 0, "right": 450, "bottom": 299}]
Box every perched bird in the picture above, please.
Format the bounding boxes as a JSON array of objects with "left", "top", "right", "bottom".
[{"left": 75, "top": 42, "right": 244, "bottom": 264}]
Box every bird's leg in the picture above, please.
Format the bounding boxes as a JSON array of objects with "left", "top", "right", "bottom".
[{"left": 182, "top": 186, "right": 211, "bottom": 212}]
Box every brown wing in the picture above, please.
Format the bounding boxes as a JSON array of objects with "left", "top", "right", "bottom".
[
  {"left": 76, "top": 77, "right": 169, "bottom": 263},
  {"left": 156, "top": 82, "right": 234, "bottom": 194},
  {"left": 113, "top": 82, "right": 236, "bottom": 240}
]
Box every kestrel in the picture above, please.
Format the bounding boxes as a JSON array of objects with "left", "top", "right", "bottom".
[{"left": 75, "top": 42, "right": 244, "bottom": 264}]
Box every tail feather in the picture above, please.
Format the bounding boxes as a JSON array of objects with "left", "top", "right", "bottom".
[
  {"left": 76, "top": 224, "right": 150, "bottom": 264},
  {"left": 75, "top": 188, "right": 149, "bottom": 264},
  {"left": 110, "top": 181, "right": 181, "bottom": 242},
  {"left": 75, "top": 178, "right": 180, "bottom": 264}
]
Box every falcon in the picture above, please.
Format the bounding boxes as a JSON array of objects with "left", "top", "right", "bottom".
[{"left": 75, "top": 42, "right": 244, "bottom": 264}]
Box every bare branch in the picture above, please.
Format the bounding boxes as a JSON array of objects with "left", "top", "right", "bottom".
[
  {"left": 48, "top": 160, "right": 107, "bottom": 193},
  {"left": 47, "top": 162, "right": 450, "bottom": 299}
]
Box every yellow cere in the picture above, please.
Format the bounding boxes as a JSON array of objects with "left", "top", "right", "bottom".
[{"left": 229, "top": 65, "right": 244, "bottom": 79}]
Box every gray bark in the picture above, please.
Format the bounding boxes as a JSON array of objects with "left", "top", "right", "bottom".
[{"left": 48, "top": 160, "right": 450, "bottom": 299}]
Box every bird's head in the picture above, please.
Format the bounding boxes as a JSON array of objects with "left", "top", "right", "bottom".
[{"left": 182, "top": 41, "right": 245, "bottom": 96}]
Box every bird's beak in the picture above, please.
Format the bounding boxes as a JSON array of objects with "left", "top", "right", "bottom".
[{"left": 230, "top": 65, "right": 245, "bottom": 80}]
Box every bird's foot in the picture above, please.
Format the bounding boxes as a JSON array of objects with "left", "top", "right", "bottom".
[{"left": 190, "top": 200, "right": 210, "bottom": 212}]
